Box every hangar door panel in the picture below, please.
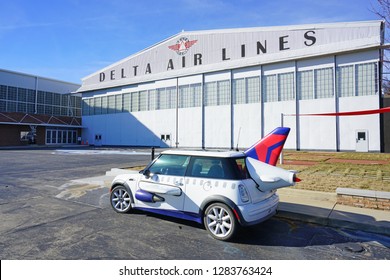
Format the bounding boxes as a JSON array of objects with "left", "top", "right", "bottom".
[{"left": 204, "top": 106, "right": 230, "bottom": 148}]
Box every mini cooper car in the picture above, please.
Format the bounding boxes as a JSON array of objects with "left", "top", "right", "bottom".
[{"left": 110, "top": 127, "right": 299, "bottom": 241}]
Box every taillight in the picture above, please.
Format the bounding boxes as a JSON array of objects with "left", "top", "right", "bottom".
[
  {"left": 238, "top": 184, "right": 250, "bottom": 203},
  {"left": 293, "top": 174, "right": 301, "bottom": 183}
]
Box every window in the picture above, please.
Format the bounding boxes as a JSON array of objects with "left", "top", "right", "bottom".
[
  {"left": 186, "top": 157, "right": 239, "bottom": 180},
  {"left": 18, "top": 88, "right": 27, "bottom": 102},
  {"left": 167, "top": 87, "right": 177, "bottom": 109},
  {"left": 157, "top": 88, "right": 167, "bottom": 110},
  {"left": 27, "top": 103, "right": 35, "bottom": 114},
  {"left": 17, "top": 102, "right": 26, "bottom": 113},
  {"left": 123, "top": 93, "right": 131, "bottom": 113},
  {"left": 179, "top": 84, "right": 201, "bottom": 108},
  {"left": 68, "top": 96, "right": 74, "bottom": 108},
  {"left": 179, "top": 85, "right": 190, "bottom": 108},
  {"left": 27, "top": 89, "right": 35, "bottom": 103},
  {"left": 204, "top": 80, "right": 230, "bottom": 106},
  {"left": 356, "top": 62, "right": 377, "bottom": 96},
  {"left": 46, "top": 128, "right": 78, "bottom": 144},
  {"left": 61, "top": 94, "right": 68, "bottom": 107},
  {"left": 232, "top": 77, "right": 261, "bottom": 104},
  {"left": 279, "top": 72, "right": 294, "bottom": 101},
  {"left": 247, "top": 76, "right": 260, "bottom": 103},
  {"left": 37, "top": 91, "right": 45, "bottom": 104},
  {"left": 45, "top": 105, "right": 53, "bottom": 115},
  {"left": 7, "top": 101, "right": 17, "bottom": 112},
  {"left": 234, "top": 158, "right": 250, "bottom": 179},
  {"left": 45, "top": 92, "right": 55, "bottom": 105},
  {"left": 233, "top": 78, "right": 246, "bottom": 104},
  {"left": 53, "top": 106, "right": 60, "bottom": 115},
  {"left": 191, "top": 83, "right": 202, "bottom": 107},
  {"left": 94, "top": 97, "right": 102, "bottom": 115},
  {"left": 0, "top": 84, "right": 79, "bottom": 115},
  {"left": 115, "top": 94, "right": 122, "bottom": 113},
  {"left": 82, "top": 99, "right": 90, "bottom": 116},
  {"left": 75, "top": 96, "right": 81, "bottom": 109},
  {"left": 53, "top": 92, "right": 61, "bottom": 106},
  {"left": 262, "top": 74, "right": 277, "bottom": 102},
  {"left": 298, "top": 70, "right": 313, "bottom": 100},
  {"left": 103, "top": 95, "right": 110, "bottom": 114},
  {"left": 139, "top": 91, "right": 147, "bottom": 111},
  {"left": 0, "top": 85, "right": 6, "bottom": 100},
  {"left": 157, "top": 87, "right": 177, "bottom": 110},
  {"left": 204, "top": 82, "right": 217, "bottom": 106},
  {"left": 102, "top": 96, "right": 108, "bottom": 114},
  {"left": 218, "top": 80, "right": 230, "bottom": 105},
  {"left": 148, "top": 154, "right": 190, "bottom": 176},
  {"left": 337, "top": 65, "right": 354, "bottom": 97},
  {"left": 315, "top": 67, "right": 333, "bottom": 99},
  {"left": 8, "top": 87, "right": 17, "bottom": 100},
  {"left": 148, "top": 89, "right": 157, "bottom": 110},
  {"left": 131, "top": 92, "right": 139, "bottom": 112}
]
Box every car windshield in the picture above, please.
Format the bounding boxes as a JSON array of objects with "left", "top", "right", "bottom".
[{"left": 148, "top": 154, "right": 190, "bottom": 176}]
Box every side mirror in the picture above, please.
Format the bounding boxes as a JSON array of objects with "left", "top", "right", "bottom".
[{"left": 143, "top": 169, "right": 151, "bottom": 179}]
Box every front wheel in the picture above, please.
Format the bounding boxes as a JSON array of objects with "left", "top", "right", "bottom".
[
  {"left": 203, "top": 203, "right": 238, "bottom": 241},
  {"left": 110, "top": 185, "right": 132, "bottom": 213}
]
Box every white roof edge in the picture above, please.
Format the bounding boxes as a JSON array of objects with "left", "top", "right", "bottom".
[
  {"left": 379, "top": 43, "right": 390, "bottom": 49},
  {"left": 77, "top": 41, "right": 381, "bottom": 93},
  {"left": 81, "top": 20, "right": 384, "bottom": 83},
  {"left": 0, "top": 68, "right": 81, "bottom": 87},
  {"left": 162, "top": 149, "right": 245, "bottom": 158},
  {"left": 184, "top": 20, "right": 384, "bottom": 35},
  {"left": 82, "top": 31, "right": 184, "bottom": 82}
]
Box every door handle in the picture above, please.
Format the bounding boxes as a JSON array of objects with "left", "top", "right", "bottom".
[{"left": 174, "top": 181, "right": 183, "bottom": 186}]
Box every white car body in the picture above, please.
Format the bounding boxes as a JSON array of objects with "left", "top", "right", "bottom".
[{"left": 110, "top": 127, "right": 299, "bottom": 241}]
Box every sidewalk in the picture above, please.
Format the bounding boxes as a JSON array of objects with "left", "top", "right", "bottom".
[{"left": 277, "top": 188, "right": 390, "bottom": 236}]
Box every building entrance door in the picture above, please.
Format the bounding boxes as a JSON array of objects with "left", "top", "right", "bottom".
[
  {"left": 356, "top": 130, "right": 369, "bottom": 152},
  {"left": 95, "top": 134, "right": 102, "bottom": 146},
  {"left": 46, "top": 128, "right": 78, "bottom": 145}
]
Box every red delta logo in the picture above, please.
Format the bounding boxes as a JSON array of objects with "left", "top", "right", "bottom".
[{"left": 168, "top": 37, "right": 197, "bottom": 55}]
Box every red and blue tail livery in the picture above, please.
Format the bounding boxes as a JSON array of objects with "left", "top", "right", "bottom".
[{"left": 244, "top": 127, "right": 290, "bottom": 166}]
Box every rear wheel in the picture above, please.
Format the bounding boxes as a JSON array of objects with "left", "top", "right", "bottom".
[
  {"left": 110, "top": 185, "right": 132, "bottom": 213},
  {"left": 203, "top": 203, "right": 237, "bottom": 241}
]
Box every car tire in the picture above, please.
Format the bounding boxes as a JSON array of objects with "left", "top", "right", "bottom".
[
  {"left": 110, "top": 185, "right": 132, "bottom": 213},
  {"left": 203, "top": 202, "right": 237, "bottom": 241}
]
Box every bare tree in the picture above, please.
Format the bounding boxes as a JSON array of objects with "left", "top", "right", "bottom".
[
  {"left": 372, "top": 0, "right": 390, "bottom": 94},
  {"left": 373, "top": 0, "right": 390, "bottom": 26}
]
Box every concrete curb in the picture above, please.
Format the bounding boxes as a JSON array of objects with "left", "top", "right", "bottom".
[
  {"left": 276, "top": 206, "right": 390, "bottom": 237},
  {"left": 337, "top": 188, "right": 390, "bottom": 200}
]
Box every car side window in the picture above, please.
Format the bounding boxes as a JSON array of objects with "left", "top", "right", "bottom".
[
  {"left": 148, "top": 154, "right": 190, "bottom": 176},
  {"left": 234, "top": 157, "right": 250, "bottom": 179},
  {"left": 186, "top": 157, "right": 236, "bottom": 179}
]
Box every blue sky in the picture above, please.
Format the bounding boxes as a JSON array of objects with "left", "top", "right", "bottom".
[{"left": 0, "top": 0, "right": 384, "bottom": 84}]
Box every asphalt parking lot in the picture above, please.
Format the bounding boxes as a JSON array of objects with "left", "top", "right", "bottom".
[{"left": 0, "top": 147, "right": 390, "bottom": 260}]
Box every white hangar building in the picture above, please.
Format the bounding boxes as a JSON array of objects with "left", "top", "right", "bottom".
[{"left": 78, "top": 20, "right": 386, "bottom": 152}]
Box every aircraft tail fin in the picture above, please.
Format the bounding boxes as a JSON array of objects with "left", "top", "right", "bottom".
[{"left": 244, "top": 127, "right": 290, "bottom": 166}]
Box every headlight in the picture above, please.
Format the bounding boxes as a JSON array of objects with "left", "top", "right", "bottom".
[{"left": 238, "top": 184, "right": 250, "bottom": 203}]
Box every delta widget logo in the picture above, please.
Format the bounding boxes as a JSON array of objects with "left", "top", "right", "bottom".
[{"left": 168, "top": 37, "right": 197, "bottom": 55}]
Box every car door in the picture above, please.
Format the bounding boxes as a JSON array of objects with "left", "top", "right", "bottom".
[
  {"left": 183, "top": 156, "right": 238, "bottom": 214},
  {"left": 136, "top": 154, "right": 189, "bottom": 211}
]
